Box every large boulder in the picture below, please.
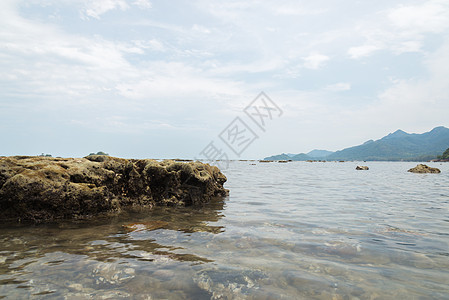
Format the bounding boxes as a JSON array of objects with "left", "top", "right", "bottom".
[
  {"left": 407, "top": 164, "right": 441, "bottom": 174},
  {"left": 0, "top": 156, "right": 228, "bottom": 222}
]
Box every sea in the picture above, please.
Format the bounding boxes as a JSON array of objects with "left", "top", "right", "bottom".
[{"left": 0, "top": 161, "right": 448, "bottom": 299}]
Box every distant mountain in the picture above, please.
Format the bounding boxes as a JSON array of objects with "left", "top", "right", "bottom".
[
  {"left": 327, "top": 126, "right": 449, "bottom": 161},
  {"left": 263, "top": 153, "right": 293, "bottom": 161},
  {"left": 307, "top": 149, "right": 334, "bottom": 158},
  {"left": 264, "top": 151, "right": 334, "bottom": 161},
  {"left": 291, "top": 153, "right": 312, "bottom": 161},
  {"left": 264, "top": 126, "right": 449, "bottom": 161}
]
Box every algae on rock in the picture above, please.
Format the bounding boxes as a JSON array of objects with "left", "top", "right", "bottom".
[
  {"left": 0, "top": 155, "right": 228, "bottom": 222},
  {"left": 407, "top": 164, "right": 441, "bottom": 174}
]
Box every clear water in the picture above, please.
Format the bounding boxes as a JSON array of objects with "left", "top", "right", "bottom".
[{"left": 1, "top": 161, "right": 448, "bottom": 299}]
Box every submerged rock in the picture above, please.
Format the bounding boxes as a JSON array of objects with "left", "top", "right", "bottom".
[
  {"left": 193, "top": 268, "right": 266, "bottom": 299},
  {"left": 122, "top": 220, "right": 169, "bottom": 232},
  {"left": 407, "top": 164, "right": 441, "bottom": 174},
  {"left": 0, "top": 156, "right": 228, "bottom": 222},
  {"left": 356, "top": 166, "right": 369, "bottom": 170}
]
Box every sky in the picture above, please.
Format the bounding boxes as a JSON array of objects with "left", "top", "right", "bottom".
[{"left": 1, "top": 0, "right": 449, "bottom": 159}]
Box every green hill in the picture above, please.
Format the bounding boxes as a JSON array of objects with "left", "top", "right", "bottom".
[
  {"left": 439, "top": 148, "right": 449, "bottom": 160},
  {"left": 264, "top": 126, "right": 449, "bottom": 161},
  {"left": 327, "top": 126, "right": 449, "bottom": 161}
]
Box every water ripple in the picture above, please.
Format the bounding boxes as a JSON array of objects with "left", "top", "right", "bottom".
[{"left": 0, "top": 161, "right": 448, "bottom": 299}]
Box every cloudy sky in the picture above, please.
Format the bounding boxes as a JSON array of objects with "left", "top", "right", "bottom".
[{"left": 1, "top": 0, "right": 448, "bottom": 159}]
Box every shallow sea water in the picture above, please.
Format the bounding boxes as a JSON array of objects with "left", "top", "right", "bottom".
[{"left": 1, "top": 161, "right": 448, "bottom": 299}]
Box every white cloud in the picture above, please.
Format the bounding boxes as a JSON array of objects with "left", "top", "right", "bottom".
[
  {"left": 115, "top": 62, "right": 247, "bottom": 100},
  {"left": 347, "top": 1, "right": 449, "bottom": 59},
  {"left": 391, "top": 40, "right": 422, "bottom": 54},
  {"left": 380, "top": 40, "right": 449, "bottom": 108},
  {"left": 348, "top": 44, "right": 381, "bottom": 59},
  {"left": 348, "top": 36, "right": 449, "bottom": 135},
  {"left": 132, "top": 39, "right": 165, "bottom": 52},
  {"left": 208, "top": 58, "right": 286, "bottom": 76},
  {"left": 303, "top": 54, "right": 329, "bottom": 69},
  {"left": 133, "top": 0, "right": 151, "bottom": 9},
  {"left": 388, "top": 1, "right": 449, "bottom": 34},
  {"left": 275, "top": 3, "right": 326, "bottom": 16},
  {"left": 83, "top": 0, "right": 129, "bottom": 19},
  {"left": 192, "top": 24, "right": 211, "bottom": 34},
  {"left": 325, "top": 83, "right": 351, "bottom": 92},
  {"left": 70, "top": 116, "right": 176, "bottom": 134}
]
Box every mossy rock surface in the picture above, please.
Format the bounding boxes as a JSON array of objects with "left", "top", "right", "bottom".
[
  {"left": 0, "top": 156, "right": 228, "bottom": 222},
  {"left": 407, "top": 164, "right": 441, "bottom": 174}
]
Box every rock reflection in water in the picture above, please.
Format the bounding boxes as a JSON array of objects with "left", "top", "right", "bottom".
[{"left": 0, "top": 197, "right": 225, "bottom": 299}]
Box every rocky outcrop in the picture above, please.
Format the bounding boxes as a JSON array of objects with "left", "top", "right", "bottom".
[
  {"left": 356, "top": 166, "right": 369, "bottom": 170},
  {"left": 0, "top": 156, "right": 228, "bottom": 222},
  {"left": 408, "top": 164, "right": 441, "bottom": 174}
]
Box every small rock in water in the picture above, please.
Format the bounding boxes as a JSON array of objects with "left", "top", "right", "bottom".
[
  {"left": 356, "top": 166, "right": 369, "bottom": 170},
  {"left": 407, "top": 164, "right": 441, "bottom": 173}
]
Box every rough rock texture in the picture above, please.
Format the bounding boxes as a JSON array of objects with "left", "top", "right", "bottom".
[
  {"left": 356, "top": 166, "right": 369, "bottom": 170},
  {"left": 408, "top": 164, "right": 441, "bottom": 174},
  {"left": 0, "top": 156, "right": 228, "bottom": 222}
]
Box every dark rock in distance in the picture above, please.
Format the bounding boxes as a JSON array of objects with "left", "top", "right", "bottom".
[
  {"left": 0, "top": 156, "right": 228, "bottom": 222},
  {"left": 356, "top": 166, "right": 369, "bottom": 170},
  {"left": 408, "top": 164, "right": 441, "bottom": 174}
]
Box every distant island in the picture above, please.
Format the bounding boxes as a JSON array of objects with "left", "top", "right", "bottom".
[{"left": 265, "top": 126, "right": 449, "bottom": 161}]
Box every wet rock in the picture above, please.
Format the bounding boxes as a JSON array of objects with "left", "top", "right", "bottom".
[
  {"left": 407, "top": 164, "right": 441, "bottom": 174},
  {"left": 356, "top": 166, "right": 369, "bottom": 170},
  {"left": 0, "top": 156, "right": 228, "bottom": 222}
]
